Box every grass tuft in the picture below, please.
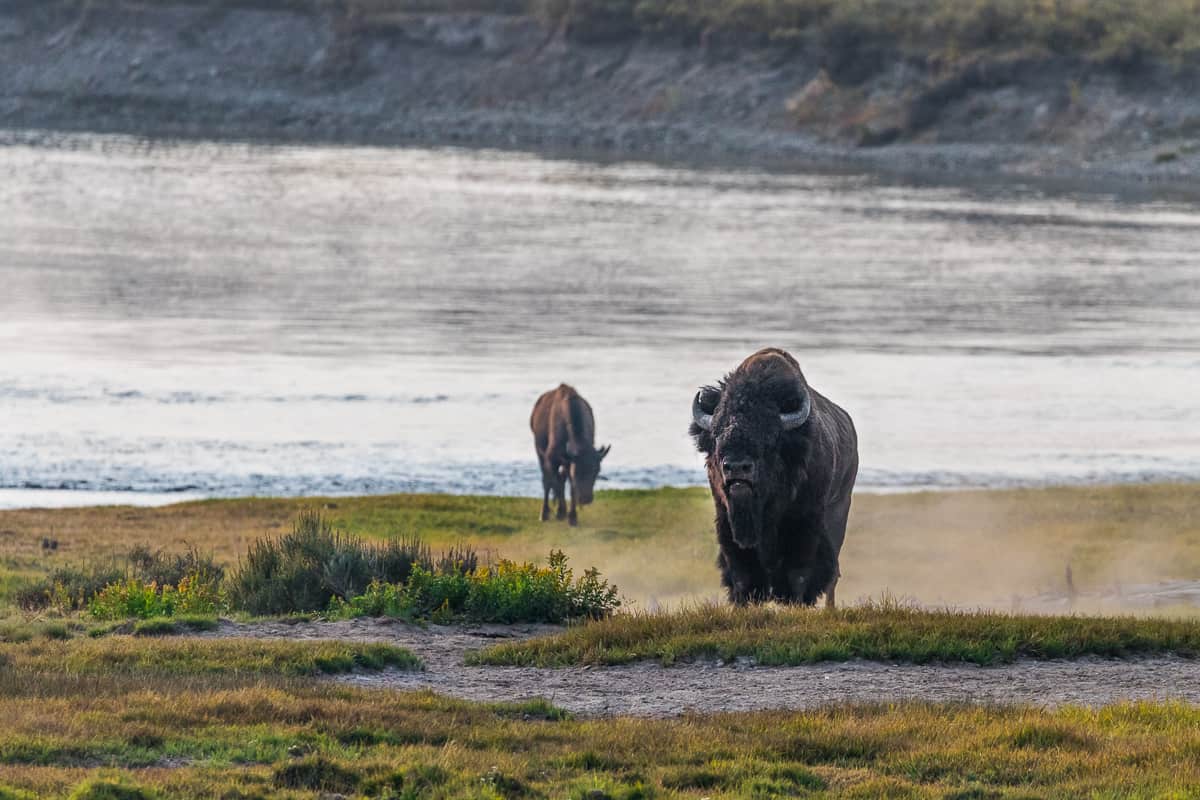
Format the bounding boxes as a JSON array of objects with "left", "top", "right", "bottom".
[
  {"left": 0, "top": 637, "right": 422, "bottom": 677},
  {"left": 272, "top": 756, "right": 360, "bottom": 794},
  {"left": 470, "top": 600, "right": 1200, "bottom": 667},
  {"left": 66, "top": 778, "right": 157, "bottom": 800}
]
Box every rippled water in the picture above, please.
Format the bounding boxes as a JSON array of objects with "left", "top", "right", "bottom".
[{"left": 1, "top": 135, "right": 1198, "bottom": 508}]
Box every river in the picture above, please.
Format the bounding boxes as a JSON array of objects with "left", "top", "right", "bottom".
[{"left": 1, "top": 135, "right": 1197, "bottom": 508}]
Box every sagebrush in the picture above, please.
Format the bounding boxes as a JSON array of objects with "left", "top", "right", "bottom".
[{"left": 226, "top": 510, "right": 477, "bottom": 616}]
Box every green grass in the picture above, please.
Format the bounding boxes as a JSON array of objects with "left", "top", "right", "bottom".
[
  {"left": 4, "top": 483, "right": 1200, "bottom": 613},
  {"left": 0, "top": 637, "right": 422, "bottom": 677},
  {"left": 470, "top": 602, "right": 1200, "bottom": 667}
]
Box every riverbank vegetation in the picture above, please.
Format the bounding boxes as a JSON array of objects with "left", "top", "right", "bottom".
[
  {"left": 532, "top": 0, "right": 1200, "bottom": 68},
  {"left": 89, "top": 0, "right": 1200, "bottom": 72},
  {"left": 255, "top": 0, "right": 1200, "bottom": 72}
]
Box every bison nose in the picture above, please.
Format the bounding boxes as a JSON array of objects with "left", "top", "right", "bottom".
[{"left": 722, "top": 459, "right": 754, "bottom": 481}]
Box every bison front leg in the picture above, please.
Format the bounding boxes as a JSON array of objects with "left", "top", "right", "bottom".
[
  {"left": 718, "top": 549, "right": 763, "bottom": 605},
  {"left": 554, "top": 465, "right": 568, "bottom": 521},
  {"left": 824, "top": 571, "right": 839, "bottom": 610}
]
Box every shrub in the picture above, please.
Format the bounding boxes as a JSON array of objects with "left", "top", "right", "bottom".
[
  {"left": 88, "top": 569, "right": 224, "bottom": 621},
  {"left": 14, "top": 563, "right": 124, "bottom": 612},
  {"left": 227, "top": 510, "right": 475, "bottom": 616},
  {"left": 15, "top": 545, "right": 221, "bottom": 613},
  {"left": 331, "top": 550, "right": 620, "bottom": 624},
  {"left": 126, "top": 544, "right": 223, "bottom": 590}
]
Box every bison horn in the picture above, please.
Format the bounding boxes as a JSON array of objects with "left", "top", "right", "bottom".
[
  {"left": 780, "top": 393, "right": 811, "bottom": 430},
  {"left": 692, "top": 390, "right": 714, "bottom": 431}
]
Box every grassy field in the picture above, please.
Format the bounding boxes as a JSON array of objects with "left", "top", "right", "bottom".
[
  {"left": 3, "top": 483, "right": 1198, "bottom": 612},
  {"left": 3, "top": 631, "right": 1200, "bottom": 797},
  {"left": 1, "top": 487, "right": 1200, "bottom": 795},
  {"left": 471, "top": 602, "right": 1200, "bottom": 667}
]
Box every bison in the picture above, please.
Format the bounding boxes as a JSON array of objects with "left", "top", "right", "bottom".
[
  {"left": 531, "top": 384, "right": 611, "bottom": 526},
  {"left": 690, "top": 348, "right": 858, "bottom": 607}
]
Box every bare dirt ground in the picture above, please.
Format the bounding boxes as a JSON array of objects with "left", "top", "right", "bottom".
[{"left": 201, "top": 619, "right": 1200, "bottom": 717}]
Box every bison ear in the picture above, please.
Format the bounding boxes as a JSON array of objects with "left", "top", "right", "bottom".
[{"left": 598, "top": 444, "right": 611, "bottom": 461}]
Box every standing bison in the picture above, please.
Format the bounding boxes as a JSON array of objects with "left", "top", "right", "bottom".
[
  {"left": 690, "top": 348, "right": 858, "bottom": 607},
  {"left": 531, "top": 384, "right": 611, "bottom": 526}
]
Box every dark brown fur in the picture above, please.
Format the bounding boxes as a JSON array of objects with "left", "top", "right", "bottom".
[
  {"left": 690, "top": 348, "right": 858, "bottom": 607},
  {"left": 530, "top": 384, "right": 610, "bottom": 526}
]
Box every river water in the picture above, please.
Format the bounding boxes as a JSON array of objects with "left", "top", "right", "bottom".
[{"left": 1, "top": 135, "right": 1197, "bottom": 508}]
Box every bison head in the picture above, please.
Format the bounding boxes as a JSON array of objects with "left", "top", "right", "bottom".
[
  {"left": 568, "top": 442, "right": 611, "bottom": 506},
  {"left": 689, "top": 348, "right": 812, "bottom": 549}
]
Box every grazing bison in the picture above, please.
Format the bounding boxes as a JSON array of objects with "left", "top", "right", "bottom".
[
  {"left": 690, "top": 348, "right": 858, "bottom": 607},
  {"left": 530, "top": 384, "right": 611, "bottom": 526}
]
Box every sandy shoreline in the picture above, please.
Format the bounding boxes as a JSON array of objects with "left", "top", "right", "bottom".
[{"left": 2, "top": 3, "right": 1199, "bottom": 194}]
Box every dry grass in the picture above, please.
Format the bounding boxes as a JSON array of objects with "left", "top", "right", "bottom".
[
  {"left": 2, "top": 653, "right": 1200, "bottom": 797},
  {"left": 470, "top": 600, "right": 1200, "bottom": 667},
  {"left": 3, "top": 483, "right": 1198, "bottom": 612}
]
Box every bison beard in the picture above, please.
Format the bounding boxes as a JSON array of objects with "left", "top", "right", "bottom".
[
  {"left": 725, "top": 483, "right": 760, "bottom": 548},
  {"left": 691, "top": 348, "right": 858, "bottom": 608}
]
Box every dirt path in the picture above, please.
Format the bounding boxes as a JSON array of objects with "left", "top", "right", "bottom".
[{"left": 203, "top": 619, "right": 1200, "bottom": 717}]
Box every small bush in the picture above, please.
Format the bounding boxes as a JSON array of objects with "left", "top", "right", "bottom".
[
  {"left": 88, "top": 568, "right": 224, "bottom": 621},
  {"left": 15, "top": 546, "right": 221, "bottom": 614},
  {"left": 331, "top": 550, "right": 620, "bottom": 623},
  {"left": 14, "top": 564, "right": 124, "bottom": 612},
  {"left": 126, "top": 544, "right": 223, "bottom": 590},
  {"left": 227, "top": 510, "right": 475, "bottom": 616}
]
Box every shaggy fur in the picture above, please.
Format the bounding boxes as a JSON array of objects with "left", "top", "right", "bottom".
[
  {"left": 530, "top": 384, "right": 610, "bottom": 526},
  {"left": 690, "top": 348, "right": 858, "bottom": 606}
]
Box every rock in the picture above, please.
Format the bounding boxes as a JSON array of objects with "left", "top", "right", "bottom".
[{"left": 785, "top": 68, "right": 835, "bottom": 115}]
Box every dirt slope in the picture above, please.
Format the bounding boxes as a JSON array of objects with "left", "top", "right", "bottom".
[{"left": 2, "top": 1, "right": 1199, "bottom": 185}]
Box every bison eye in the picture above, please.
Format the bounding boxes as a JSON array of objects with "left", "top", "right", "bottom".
[
  {"left": 779, "top": 396, "right": 802, "bottom": 414},
  {"left": 697, "top": 387, "right": 721, "bottom": 414}
]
